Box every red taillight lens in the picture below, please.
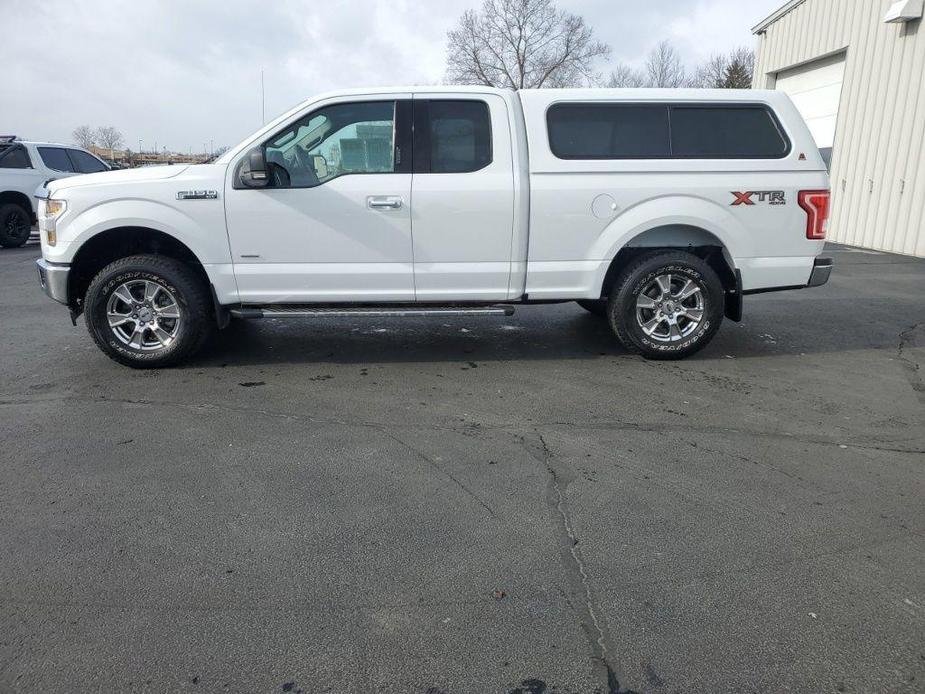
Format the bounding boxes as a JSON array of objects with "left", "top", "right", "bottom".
[{"left": 798, "top": 190, "right": 830, "bottom": 240}]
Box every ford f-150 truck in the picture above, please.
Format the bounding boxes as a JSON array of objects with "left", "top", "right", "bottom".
[{"left": 35, "top": 87, "right": 832, "bottom": 367}]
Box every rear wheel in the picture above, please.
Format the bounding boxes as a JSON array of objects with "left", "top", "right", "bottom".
[
  {"left": 84, "top": 254, "right": 213, "bottom": 368},
  {"left": 0, "top": 203, "right": 32, "bottom": 248},
  {"left": 607, "top": 251, "right": 724, "bottom": 360},
  {"left": 576, "top": 299, "right": 607, "bottom": 317}
]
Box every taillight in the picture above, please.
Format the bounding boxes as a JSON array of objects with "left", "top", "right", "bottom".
[{"left": 798, "top": 190, "right": 830, "bottom": 240}]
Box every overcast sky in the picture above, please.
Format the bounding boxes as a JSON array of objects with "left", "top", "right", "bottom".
[{"left": 2, "top": 0, "right": 783, "bottom": 154}]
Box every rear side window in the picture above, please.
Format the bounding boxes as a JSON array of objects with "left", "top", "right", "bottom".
[
  {"left": 0, "top": 144, "right": 32, "bottom": 169},
  {"left": 414, "top": 100, "right": 492, "bottom": 173},
  {"left": 546, "top": 103, "right": 789, "bottom": 160},
  {"left": 670, "top": 106, "right": 789, "bottom": 158},
  {"left": 68, "top": 149, "right": 108, "bottom": 173},
  {"left": 547, "top": 104, "right": 670, "bottom": 159},
  {"left": 38, "top": 147, "right": 75, "bottom": 172}
]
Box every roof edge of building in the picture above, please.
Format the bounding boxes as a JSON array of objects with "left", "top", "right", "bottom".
[{"left": 752, "top": 0, "right": 807, "bottom": 34}]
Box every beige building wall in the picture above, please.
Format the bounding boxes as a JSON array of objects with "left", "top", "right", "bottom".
[{"left": 753, "top": 0, "right": 925, "bottom": 257}]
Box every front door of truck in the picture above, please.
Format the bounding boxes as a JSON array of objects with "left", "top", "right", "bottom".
[
  {"left": 224, "top": 96, "right": 414, "bottom": 304},
  {"left": 410, "top": 94, "right": 515, "bottom": 301}
]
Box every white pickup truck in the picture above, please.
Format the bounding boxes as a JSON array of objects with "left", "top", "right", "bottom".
[
  {"left": 36, "top": 87, "right": 832, "bottom": 367},
  {"left": 0, "top": 137, "right": 109, "bottom": 248}
]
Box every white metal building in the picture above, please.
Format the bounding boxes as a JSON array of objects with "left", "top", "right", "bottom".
[{"left": 753, "top": 0, "right": 925, "bottom": 257}]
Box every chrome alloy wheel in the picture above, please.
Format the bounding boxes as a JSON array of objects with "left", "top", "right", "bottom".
[
  {"left": 635, "top": 273, "right": 705, "bottom": 343},
  {"left": 105, "top": 280, "right": 181, "bottom": 350}
]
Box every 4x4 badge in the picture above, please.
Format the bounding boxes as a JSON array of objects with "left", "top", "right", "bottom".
[{"left": 732, "top": 191, "right": 786, "bottom": 206}]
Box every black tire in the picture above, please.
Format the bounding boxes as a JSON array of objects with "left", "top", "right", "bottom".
[
  {"left": 607, "top": 251, "right": 724, "bottom": 360},
  {"left": 576, "top": 299, "right": 607, "bottom": 317},
  {"left": 85, "top": 254, "right": 213, "bottom": 368},
  {"left": 0, "top": 202, "right": 32, "bottom": 248}
]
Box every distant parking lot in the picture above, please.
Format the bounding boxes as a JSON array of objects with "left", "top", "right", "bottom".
[{"left": 1, "top": 243, "right": 923, "bottom": 693}]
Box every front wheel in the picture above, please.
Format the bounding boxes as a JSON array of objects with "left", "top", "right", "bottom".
[
  {"left": 0, "top": 203, "right": 32, "bottom": 248},
  {"left": 608, "top": 251, "right": 724, "bottom": 360},
  {"left": 84, "top": 254, "right": 213, "bottom": 368}
]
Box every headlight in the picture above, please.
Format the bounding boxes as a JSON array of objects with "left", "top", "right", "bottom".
[{"left": 39, "top": 198, "right": 66, "bottom": 246}]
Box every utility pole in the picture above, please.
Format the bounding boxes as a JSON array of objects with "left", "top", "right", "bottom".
[{"left": 261, "top": 69, "right": 265, "bottom": 125}]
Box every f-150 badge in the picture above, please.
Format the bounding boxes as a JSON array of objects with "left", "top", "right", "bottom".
[{"left": 176, "top": 190, "right": 218, "bottom": 200}]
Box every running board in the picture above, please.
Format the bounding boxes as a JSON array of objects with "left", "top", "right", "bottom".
[{"left": 229, "top": 305, "right": 515, "bottom": 319}]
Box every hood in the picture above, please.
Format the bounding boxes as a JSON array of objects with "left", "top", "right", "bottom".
[{"left": 47, "top": 164, "right": 190, "bottom": 194}]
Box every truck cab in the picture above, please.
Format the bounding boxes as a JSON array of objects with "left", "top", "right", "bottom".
[{"left": 35, "top": 87, "right": 831, "bottom": 367}]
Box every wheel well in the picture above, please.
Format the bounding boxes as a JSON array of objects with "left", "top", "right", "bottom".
[
  {"left": 0, "top": 190, "right": 35, "bottom": 222},
  {"left": 68, "top": 227, "right": 209, "bottom": 313},
  {"left": 599, "top": 225, "right": 737, "bottom": 299}
]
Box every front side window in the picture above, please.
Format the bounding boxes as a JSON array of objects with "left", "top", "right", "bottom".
[
  {"left": 264, "top": 101, "right": 396, "bottom": 188},
  {"left": 419, "top": 100, "right": 492, "bottom": 173},
  {"left": 68, "top": 149, "right": 109, "bottom": 173},
  {"left": 0, "top": 144, "right": 32, "bottom": 169},
  {"left": 38, "top": 147, "right": 75, "bottom": 172},
  {"left": 547, "top": 104, "right": 670, "bottom": 159}
]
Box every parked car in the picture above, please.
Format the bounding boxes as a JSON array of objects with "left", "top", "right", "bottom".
[
  {"left": 0, "top": 137, "right": 109, "bottom": 248},
  {"left": 35, "top": 87, "right": 831, "bottom": 367}
]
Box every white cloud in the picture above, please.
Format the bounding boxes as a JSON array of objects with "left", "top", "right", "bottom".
[{"left": 0, "top": 0, "right": 783, "bottom": 152}]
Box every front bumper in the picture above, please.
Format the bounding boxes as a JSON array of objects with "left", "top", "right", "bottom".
[
  {"left": 36, "top": 258, "right": 69, "bottom": 304},
  {"left": 807, "top": 257, "right": 833, "bottom": 287}
]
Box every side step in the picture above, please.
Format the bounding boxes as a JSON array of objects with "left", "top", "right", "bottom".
[{"left": 230, "top": 305, "right": 515, "bottom": 319}]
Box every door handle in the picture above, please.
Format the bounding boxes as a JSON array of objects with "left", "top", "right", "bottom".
[{"left": 367, "top": 196, "right": 403, "bottom": 210}]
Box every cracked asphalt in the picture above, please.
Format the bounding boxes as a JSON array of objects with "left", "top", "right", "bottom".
[{"left": 1, "top": 243, "right": 923, "bottom": 694}]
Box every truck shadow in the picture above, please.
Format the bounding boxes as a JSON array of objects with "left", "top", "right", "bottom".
[
  {"left": 192, "top": 246, "right": 925, "bottom": 367},
  {"left": 196, "top": 306, "right": 630, "bottom": 366},
  {"left": 190, "top": 291, "right": 923, "bottom": 368}
]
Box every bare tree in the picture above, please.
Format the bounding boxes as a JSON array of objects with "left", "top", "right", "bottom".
[
  {"left": 606, "top": 63, "right": 646, "bottom": 88},
  {"left": 446, "top": 0, "right": 611, "bottom": 89},
  {"left": 72, "top": 125, "right": 96, "bottom": 149},
  {"left": 95, "top": 126, "right": 124, "bottom": 160},
  {"left": 691, "top": 47, "right": 755, "bottom": 88},
  {"left": 690, "top": 54, "right": 727, "bottom": 88},
  {"left": 645, "top": 40, "right": 687, "bottom": 88}
]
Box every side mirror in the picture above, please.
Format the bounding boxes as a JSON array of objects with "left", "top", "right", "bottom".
[{"left": 237, "top": 147, "right": 269, "bottom": 188}]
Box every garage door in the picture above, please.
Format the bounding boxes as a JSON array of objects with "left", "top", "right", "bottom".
[{"left": 774, "top": 52, "right": 846, "bottom": 165}]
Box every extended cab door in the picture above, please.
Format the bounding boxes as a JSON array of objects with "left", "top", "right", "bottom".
[
  {"left": 223, "top": 96, "right": 414, "bottom": 303},
  {"left": 410, "top": 94, "right": 515, "bottom": 301}
]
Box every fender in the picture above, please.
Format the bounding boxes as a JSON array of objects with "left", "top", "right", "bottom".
[
  {"left": 588, "top": 194, "right": 745, "bottom": 291},
  {"left": 53, "top": 197, "right": 239, "bottom": 306},
  {"left": 53, "top": 198, "right": 231, "bottom": 265},
  {"left": 591, "top": 194, "right": 746, "bottom": 260}
]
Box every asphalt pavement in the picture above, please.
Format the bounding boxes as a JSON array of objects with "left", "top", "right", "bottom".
[{"left": 0, "top": 242, "right": 923, "bottom": 693}]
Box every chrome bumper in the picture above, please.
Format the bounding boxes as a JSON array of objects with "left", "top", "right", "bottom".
[
  {"left": 807, "top": 257, "right": 833, "bottom": 288},
  {"left": 36, "top": 258, "right": 69, "bottom": 304}
]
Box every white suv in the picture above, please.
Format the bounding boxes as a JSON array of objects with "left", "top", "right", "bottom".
[
  {"left": 0, "top": 137, "right": 109, "bottom": 248},
  {"left": 36, "top": 87, "right": 832, "bottom": 366}
]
